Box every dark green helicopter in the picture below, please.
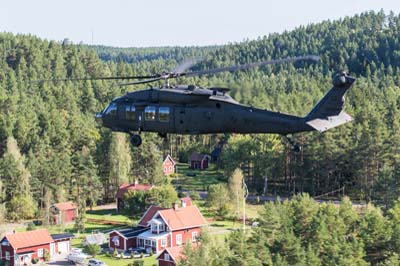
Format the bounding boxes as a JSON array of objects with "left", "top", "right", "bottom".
[{"left": 71, "top": 55, "right": 355, "bottom": 149}]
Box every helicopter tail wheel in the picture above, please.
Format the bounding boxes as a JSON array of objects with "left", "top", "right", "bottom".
[{"left": 130, "top": 134, "right": 142, "bottom": 147}]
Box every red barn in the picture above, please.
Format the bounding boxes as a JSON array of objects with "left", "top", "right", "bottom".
[
  {"left": 162, "top": 155, "right": 176, "bottom": 175},
  {"left": 156, "top": 246, "right": 184, "bottom": 266},
  {"left": 116, "top": 181, "right": 153, "bottom": 212},
  {"left": 0, "top": 229, "right": 55, "bottom": 266},
  {"left": 50, "top": 201, "right": 77, "bottom": 225},
  {"left": 188, "top": 153, "right": 209, "bottom": 170}
]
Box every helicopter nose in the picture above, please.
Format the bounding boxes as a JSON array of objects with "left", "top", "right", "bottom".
[{"left": 95, "top": 112, "right": 103, "bottom": 126}]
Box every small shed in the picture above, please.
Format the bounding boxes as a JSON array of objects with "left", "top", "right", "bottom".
[
  {"left": 50, "top": 201, "right": 77, "bottom": 225},
  {"left": 188, "top": 153, "right": 209, "bottom": 170},
  {"left": 51, "top": 233, "right": 74, "bottom": 254},
  {"left": 163, "top": 155, "right": 176, "bottom": 175}
]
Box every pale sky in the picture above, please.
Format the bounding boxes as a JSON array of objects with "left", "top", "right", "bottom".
[{"left": 1, "top": 0, "right": 399, "bottom": 47}]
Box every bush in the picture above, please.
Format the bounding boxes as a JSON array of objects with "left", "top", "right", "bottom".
[
  {"left": 149, "top": 249, "right": 154, "bottom": 256},
  {"left": 31, "top": 258, "right": 39, "bottom": 264},
  {"left": 133, "top": 260, "right": 144, "bottom": 266},
  {"left": 190, "top": 191, "right": 201, "bottom": 200},
  {"left": 84, "top": 244, "right": 101, "bottom": 257},
  {"left": 43, "top": 249, "right": 50, "bottom": 262},
  {"left": 27, "top": 222, "right": 36, "bottom": 231}
]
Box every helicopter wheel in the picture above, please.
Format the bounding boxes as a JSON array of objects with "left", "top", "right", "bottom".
[{"left": 130, "top": 134, "right": 142, "bottom": 147}]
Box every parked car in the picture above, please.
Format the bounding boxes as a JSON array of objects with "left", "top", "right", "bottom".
[
  {"left": 67, "top": 252, "right": 88, "bottom": 264},
  {"left": 88, "top": 258, "right": 107, "bottom": 266}
]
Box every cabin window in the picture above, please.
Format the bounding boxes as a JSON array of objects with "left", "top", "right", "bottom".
[
  {"left": 37, "top": 248, "right": 44, "bottom": 258},
  {"left": 192, "top": 231, "right": 198, "bottom": 242},
  {"left": 125, "top": 104, "right": 135, "bottom": 120},
  {"left": 145, "top": 106, "right": 156, "bottom": 121},
  {"left": 105, "top": 102, "right": 117, "bottom": 116},
  {"left": 176, "top": 234, "right": 182, "bottom": 245},
  {"left": 165, "top": 254, "right": 170, "bottom": 261},
  {"left": 159, "top": 107, "right": 170, "bottom": 122},
  {"left": 5, "top": 251, "right": 10, "bottom": 260},
  {"left": 161, "top": 238, "right": 167, "bottom": 247}
]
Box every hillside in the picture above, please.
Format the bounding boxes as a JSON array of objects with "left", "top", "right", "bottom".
[{"left": 1, "top": 10, "right": 400, "bottom": 224}]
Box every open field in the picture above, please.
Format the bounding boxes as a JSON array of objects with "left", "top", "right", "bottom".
[{"left": 172, "top": 163, "right": 224, "bottom": 191}]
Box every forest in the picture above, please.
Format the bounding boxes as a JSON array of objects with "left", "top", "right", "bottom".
[{"left": 1, "top": 9, "right": 400, "bottom": 249}]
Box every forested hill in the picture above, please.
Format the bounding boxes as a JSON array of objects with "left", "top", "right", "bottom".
[{"left": 1, "top": 10, "right": 400, "bottom": 224}]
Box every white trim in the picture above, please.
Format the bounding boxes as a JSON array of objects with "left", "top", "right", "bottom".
[
  {"left": 109, "top": 230, "right": 128, "bottom": 240},
  {"left": 124, "top": 238, "right": 126, "bottom": 250}
]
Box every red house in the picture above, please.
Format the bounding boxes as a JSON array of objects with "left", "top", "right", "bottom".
[
  {"left": 188, "top": 153, "right": 209, "bottom": 170},
  {"left": 116, "top": 181, "right": 153, "bottom": 212},
  {"left": 109, "top": 202, "right": 207, "bottom": 254},
  {"left": 162, "top": 155, "right": 176, "bottom": 175},
  {"left": 156, "top": 246, "right": 184, "bottom": 266},
  {"left": 0, "top": 229, "right": 57, "bottom": 266},
  {"left": 50, "top": 201, "right": 77, "bottom": 225}
]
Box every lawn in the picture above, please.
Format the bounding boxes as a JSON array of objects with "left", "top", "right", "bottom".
[
  {"left": 172, "top": 163, "right": 224, "bottom": 191},
  {"left": 92, "top": 254, "right": 157, "bottom": 266},
  {"left": 86, "top": 208, "right": 138, "bottom": 225}
]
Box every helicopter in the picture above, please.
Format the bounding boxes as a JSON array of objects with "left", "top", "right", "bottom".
[{"left": 39, "top": 55, "right": 356, "bottom": 149}]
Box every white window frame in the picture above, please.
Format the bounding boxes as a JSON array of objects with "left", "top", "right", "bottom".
[
  {"left": 5, "top": 251, "right": 10, "bottom": 260},
  {"left": 192, "top": 231, "right": 198, "bottom": 242},
  {"left": 161, "top": 238, "right": 166, "bottom": 247},
  {"left": 37, "top": 248, "right": 44, "bottom": 258},
  {"left": 176, "top": 234, "right": 182, "bottom": 245},
  {"left": 165, "top": 253, "right": 170, "bottom": 261}
]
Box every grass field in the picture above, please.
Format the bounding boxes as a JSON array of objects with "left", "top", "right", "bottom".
[
  {"left": 86, "top": 208, "right": 138, "bottom": 224},
  {"left": 92, "top": 254, "right": 157, "bottom": 266},
  {"left": 172, "top": 163, "right": 224, "bottom": 191}
]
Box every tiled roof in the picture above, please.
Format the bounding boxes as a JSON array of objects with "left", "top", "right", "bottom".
[
  {"left": 116, "top": 183, "right": 153, "bottom": 199},
  {"left": 4, "top": 229, "right": 54, "bottom": 249},
  {"left": 189, "top": 153, "right": 208, "bottom": 162},
  {"left": 158, "top": 205, "right": 207, "bottom": 231},
  {"left": 53, "top": 201, "right": 76, "bottom": 211},
  {"left": 157, "top": 246, "right": 184, "bottom": 262},
  {"left": 138, "top": 206, "right": 167, "bottom": 227}
]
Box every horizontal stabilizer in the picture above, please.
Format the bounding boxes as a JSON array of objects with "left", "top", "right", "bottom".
[{"left": 306, "top": 111, "right": 352, "bottom": 132}]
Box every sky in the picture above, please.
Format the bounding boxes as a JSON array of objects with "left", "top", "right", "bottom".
[{"left": 1, "top": 0, "right": 400, "bottom": 47}]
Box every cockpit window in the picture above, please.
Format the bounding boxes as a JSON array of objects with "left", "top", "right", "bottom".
[
  {"left": 145, "top": 106, "right": 156, "bottom": 121},
  {"left": 105, "top": 102, "right": 117, "bottom": 116},
  {"left": 125, "top": 104, "right": 135, "bottom": 120},
  {"left": 159, "top": 107, "right": 170, "bottom": 122}
]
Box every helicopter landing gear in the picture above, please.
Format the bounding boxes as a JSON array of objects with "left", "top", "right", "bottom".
[
  {"left": 130, "top": 134, "right": 142, "bottom": 147},
  {"left": 283, "top": 135, "right": 301, "bottom": 153}
]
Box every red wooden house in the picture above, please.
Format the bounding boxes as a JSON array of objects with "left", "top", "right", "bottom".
[
  {"left": 188, "top": 153, "right": 209, "bottom": 170},
  {"left": 50, "top": 201, "right": 77, "bottom": 225},
  {"left": 0, "top": 229, "right": 70, "bottom": 266},
  {"left": 156, "top": 246, "right": 184, "bottom": 266},
  {"left": 162, "top": 155, "right": 176, "bottom": 175},
  {"left": 116, "top": 181, "right": 153, "bottom": 212},
  {"left": 109, "top": 201, "right": 207, "bottom": 254}
]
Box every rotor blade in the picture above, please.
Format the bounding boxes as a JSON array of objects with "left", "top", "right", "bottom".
[
  {"left": 182, "top": 55, "right": 320, "bottom": 78},
  {"left": 29, "top": 75, "right": 159, "bottom": 83},
  {"left": 171, "top": 57, "right": 204, "bottom": 73},
  {"left": 119, "top": 77, "right": 163, "bottom": 86}
]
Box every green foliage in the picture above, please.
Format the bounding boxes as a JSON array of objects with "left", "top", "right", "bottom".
[
  {"left": 84, "top": 244, "right": 102, "bottom": 257},
  {"left": 43, "top": 249, "right": 50, "bottom": 262},
  {"left": 206, "top": 183, "right": 232, "bottom": 219},
  {"left": 26, "top": 222, "right": 36, "bottom": 231}
]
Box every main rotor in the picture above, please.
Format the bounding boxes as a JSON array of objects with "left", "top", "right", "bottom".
[{"left": 31, "top": 55, "right": 320, "bottom": 87}]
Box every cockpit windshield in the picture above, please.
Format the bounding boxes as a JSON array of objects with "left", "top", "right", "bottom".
[{"left": 104, "top": 102, "right": 117, "bottom": 116}]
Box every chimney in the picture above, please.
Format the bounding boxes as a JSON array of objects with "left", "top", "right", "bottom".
[
  {"left": 173, "top": 203, "right": 179, "bottom": 210},
  {"left": 181, "top": 200, "right": 186, "bottom": 208}
]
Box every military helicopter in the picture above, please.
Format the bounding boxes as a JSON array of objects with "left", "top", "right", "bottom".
[{"left": 40, "top": 55, "right": 356, "bottom": 149}]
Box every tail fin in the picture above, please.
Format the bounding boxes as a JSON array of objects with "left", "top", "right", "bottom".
[{"left": 306, "top": 72, "right": 356, "bottom": 132}]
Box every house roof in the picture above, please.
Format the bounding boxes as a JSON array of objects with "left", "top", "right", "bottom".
[
  {"left": 189, "top": 153, "right": 208, "bottom": 162},
  {"left": 51, "top": 233, "right": 74, "bottom": 240},
  {"left": 163, "top": 154, "right": 176, "bottom": 166},
  {"left": 4, "top": 229, "right": 54, "bottom": 249},
  {"left": 111, "top": 227, "right": 148, "bottom": 239},
  {"left": 52, "top": 201, "right": 76, "bottom": 211},
  {"left": 157, "top": 205, "right": 207, "bottom": 231},
  {"left": 157, "top": 246, "right": 184, "bottom": 262},
  {"left": 116, "top": 183, "right": 153, "bottom": 199},
  {"left": 138, "top": 206, "right": 167, "bottom": 227},
  {"left": 180, "top": 197, "right": 192, "bottom": 206}
]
